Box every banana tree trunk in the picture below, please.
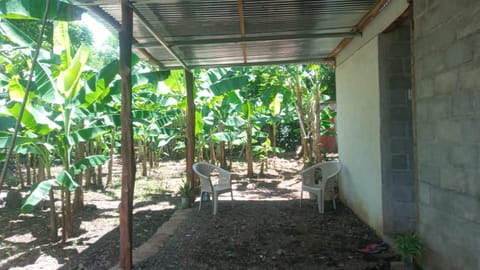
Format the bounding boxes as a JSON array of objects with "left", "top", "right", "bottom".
[
  {"left": 107, "top": 130, "right": 115, "bottom": 187},
  {"left": 49, "top": 188, "right": 58, "bottom": 241},
  {"left": 312, "top": 86, "right": 323, "bottom": 163},
  {"left": 38, "top": 158, "right": 45, "bottom": 184},
  {"left": 246, "top": 121, "right": 254, "bottom": 178},
  {"left": 96, "top": 140, "right": 103, "bottom": 187},
  {"left": 218, "top": 123, "right": 227, "bottom": 169},
  {"left": 15, "top": 154, "right": 25, "bottom": 188},
  {"left": 32, "top": 154, "right": 37, "bottom": 184},
  {"left": 148, "top": 142, "right": 154, "bottom": 169},
  {"left": 62, "top": 188, "right": 73, "bottom": 241},
  {"left": 74, "top": 142, "right": 85, "bottom": 211},
  {"left": 272, "top": 123, "right": 277, "bottom": 157},
  {"left": 209, "top": 137, "right": 216, "bottom": 165},
  {"left": 219, "top": 141, "right": 226, "bottom": 169},
  {"left": 228, "top": 141, "right": 233, "bottom": 169},
  {"left": 46, "top": 166, "right": 58, "bottom": 241},
  {"left": 294, "top": 79, "right": 311, "bottom": 166},
  {"left": 140, "top": 139, "right": 147, "bottom": 177},
  {"left": 85, "top": 142, "right": 93, "bottom": 188},
  {"left": 26, "top": 153, "right": 31, "bottom": 186}
]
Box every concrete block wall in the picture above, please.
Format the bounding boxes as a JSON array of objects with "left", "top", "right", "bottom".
[
  {"left": 414, "top": 0, "right": 480, "bottom": 269},
  {"left": 378, "top": 24, "right": 416, "bottom": 235}
]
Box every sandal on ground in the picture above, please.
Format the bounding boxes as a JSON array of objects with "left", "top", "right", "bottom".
[{"left": 358, "top": 242, "right": 388, "bottom": 254}]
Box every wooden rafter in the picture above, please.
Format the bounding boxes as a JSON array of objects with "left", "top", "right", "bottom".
[
  {"left": 328, "top": 0, "right": 391, "bottom": 58},
  {"left": 237, "top": 0, "right": 247, "bottom": 64}
]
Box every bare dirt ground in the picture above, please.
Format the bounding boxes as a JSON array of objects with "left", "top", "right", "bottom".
[{"left": 0, "top": 157, "right": 398, "bottom": 270}]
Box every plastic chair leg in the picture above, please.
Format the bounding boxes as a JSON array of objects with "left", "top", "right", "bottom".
[
  {"left": 198, "top": 192, "right": 203, "bottom": 211},
  {"left": 320, "top": 191, "right": 324, "bottom": 214},
  {"left": 213, "top": 192, "right": 218, "bottom": 215},
  {"left": 300, "top": 187, "right": 303, "bottom": 208},
  {"left": 317, "top": 192, "right": 322, "bottom": 213},
  {"left": 230, "top": 191, "right": 234, "bottom": 208}
]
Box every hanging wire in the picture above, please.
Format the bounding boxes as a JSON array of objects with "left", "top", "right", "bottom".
[{"left": 0, "top": 0, "right": 52, "bottom": 193}]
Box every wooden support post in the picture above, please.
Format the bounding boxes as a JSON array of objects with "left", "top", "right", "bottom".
[
  {"left": 119, "top": 1, "right": 135, "bottom": 269},
  {"left": 185, "top": 70, "right": 195, "bottom": 185}
]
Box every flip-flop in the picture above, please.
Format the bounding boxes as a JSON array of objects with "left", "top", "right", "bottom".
[{"left": 358, "top": 243, "right": 388, "bottom": 254}]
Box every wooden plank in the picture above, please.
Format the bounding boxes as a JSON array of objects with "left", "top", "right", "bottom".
[
  {"left": 328, "top": 0, "right": 389, "bottom": 58},
  {"left": 119, "top": 1, "right": 135, "bottom": 269},
  {"left": 185, "top": 70, "right": 195, "bottom": 185},
  {"left": 237, "top": 0, "right": 247, "bottom": 63}
]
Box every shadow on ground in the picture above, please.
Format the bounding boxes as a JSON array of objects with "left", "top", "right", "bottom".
[
  {"left": 136, "top": 200, "right": 398, "bottom": 270},
  {"left": 58, "top": 207, "right": 175, "bottom": 270}
]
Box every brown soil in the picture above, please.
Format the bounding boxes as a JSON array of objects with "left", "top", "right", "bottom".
[{"left": 0, "top": 158, "right": 398, "bottom": 270}]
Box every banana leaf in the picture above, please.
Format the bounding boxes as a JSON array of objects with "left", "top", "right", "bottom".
[
  {"left": 0, "top": 0, "right": 85, "bottom": 21},
  {"left": 71, "top": 155, "right": 109, "bottom": 175},
  {"left": 20, "top": 179, "right": 56, "bottom": 213}
]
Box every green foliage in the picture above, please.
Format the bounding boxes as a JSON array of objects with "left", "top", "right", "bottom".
[
  {"left": 20, "top": 179, "right": 56, "bottom": 213},
  {"left": 394, "top": 232, "right": 425, "bottom": 262},
  {"left": 71, "top": 155, "right": 110, "bottom": 175},
  {"left": 21, "top": 155, "right": 109, "bottom": 212},
  {"left": 0, "top": 0, "right": 85, "bottom": 21},
  {"left": 177, "top": 178, "right": 194, "bottom": 198}
]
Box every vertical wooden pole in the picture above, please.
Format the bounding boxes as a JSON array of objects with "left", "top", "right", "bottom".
[
  {"left": 185, "top": 70, "right": 195, "bottom": 184},
  {"left": 119, "top": 1, "right": 135, "bottom": 269}
]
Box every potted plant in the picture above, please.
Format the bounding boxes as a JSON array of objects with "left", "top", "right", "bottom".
[
  {"left": 178, "top": 179, "right": 195, "bottom": 209},
  {"left": 394, "top": 232, "right": 425, "bottom": 269}
]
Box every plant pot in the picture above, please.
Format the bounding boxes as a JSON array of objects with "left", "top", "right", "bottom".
[{"left": 180, "top": 196, "right": 191, "bottom": 209}]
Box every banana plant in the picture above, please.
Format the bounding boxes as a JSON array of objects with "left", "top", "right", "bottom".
[
  {"left": 194, "top": 68, "right": 249, "bottom": 167},
  {"left": 14, "top": 21, "right": 111, "bottom": 241},
  {"left": 0, "top": 0, "right": 85, "bottom": 21}
]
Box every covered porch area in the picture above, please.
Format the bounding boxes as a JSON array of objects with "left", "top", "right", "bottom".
[{"left": 75, "top": 0, "right": 480, "bottom": 269}]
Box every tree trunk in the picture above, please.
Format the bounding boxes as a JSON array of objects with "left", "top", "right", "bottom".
[
  {"left": 148, "top": 142, "right": 154, "bottom": 169},
  {"left": 49, "top": 188, "right": 58, "bottom": 241},
  {"left": 218, "top": 123, "right": 227, "bottom": 169},
  {"left": 62, "top": 188, "right": 73, "bottom": 241},
  {"left": 228, "top": 141, "right": 233, "bottom": 169},
  {"left": 26, "top": 153, "right": 31, "bottom": 186},
  {"left": 74, "top": 143, "right": 85, "bottom": 211},
  {"left": 107, "top": 130, "right": 115, "bottom": 187},
  {"left": 312, "top": 85, "right": 323, "bottom": 163},
  {"left": 246, "top": 121, "right": 254, "bottom": 178},
  {"left": 219, "top": 141, "right": 226, "bottom": 169},
  {"left": 85, "top": 142, "right": 93, "bottom": 188},
  {"left": 32, "top": 154, "right": 37, "bottom": 184},
  {"left": 294, "top": 77, "right": 312, "bottom": 166},
  {"left": 140, "top": 139, "right": 147, "bottom": 177},
  {"left": 209, "top": 137, "right": 216, "bottom": 165},
  {"left": 45, "top": 166, "right": 58, "bottom": 241},
  {"left": 96, "top": 140, "right": 103, "bottom": 187},
  {"left": 38, "top": 158, "right": 45, "bottom": 184},
  {"left": 15, "top": 154, "right": 24, "bottom": 188},
  {"left": 272, "top": 123, "right": 277, "bottom": 157}
]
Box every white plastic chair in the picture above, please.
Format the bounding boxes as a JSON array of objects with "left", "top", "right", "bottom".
[
  {"left": 192, "top": 162, "right": 233, "bottom": 215},
  {"left": 299, "top": 160, "right": 341, "bottom": 213}
]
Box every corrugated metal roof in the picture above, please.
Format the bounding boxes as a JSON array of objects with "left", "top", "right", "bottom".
[{"left": 77, "top": 0, "right": 381, "bottom": 70}]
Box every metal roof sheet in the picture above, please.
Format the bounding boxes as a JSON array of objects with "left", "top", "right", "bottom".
[{"left": 77, "top": 0, "right": 382, "bottom": 70}]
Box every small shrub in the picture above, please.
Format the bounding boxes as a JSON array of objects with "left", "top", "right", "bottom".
[{"left": 394, "top": 232, "right": 425, "bottom": 264}]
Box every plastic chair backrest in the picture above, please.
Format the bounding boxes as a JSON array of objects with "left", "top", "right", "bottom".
[{"left": 193, "top": 162, "right": 215, "bottom": 192}]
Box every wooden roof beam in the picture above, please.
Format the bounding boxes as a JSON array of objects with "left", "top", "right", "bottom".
[{"left": 237, "top": 0, "right": 247, "bottom": 64}]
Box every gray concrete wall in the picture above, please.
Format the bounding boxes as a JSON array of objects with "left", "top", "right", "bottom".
[
  {"left": 378, "top": 25, "right": 416, "bottom": 235},
  {"left": 336, "top": 0, "right": 410, "bottom": 236},
  {"left": 414, "top": 0, "right": 480, "bottom": 269}
]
